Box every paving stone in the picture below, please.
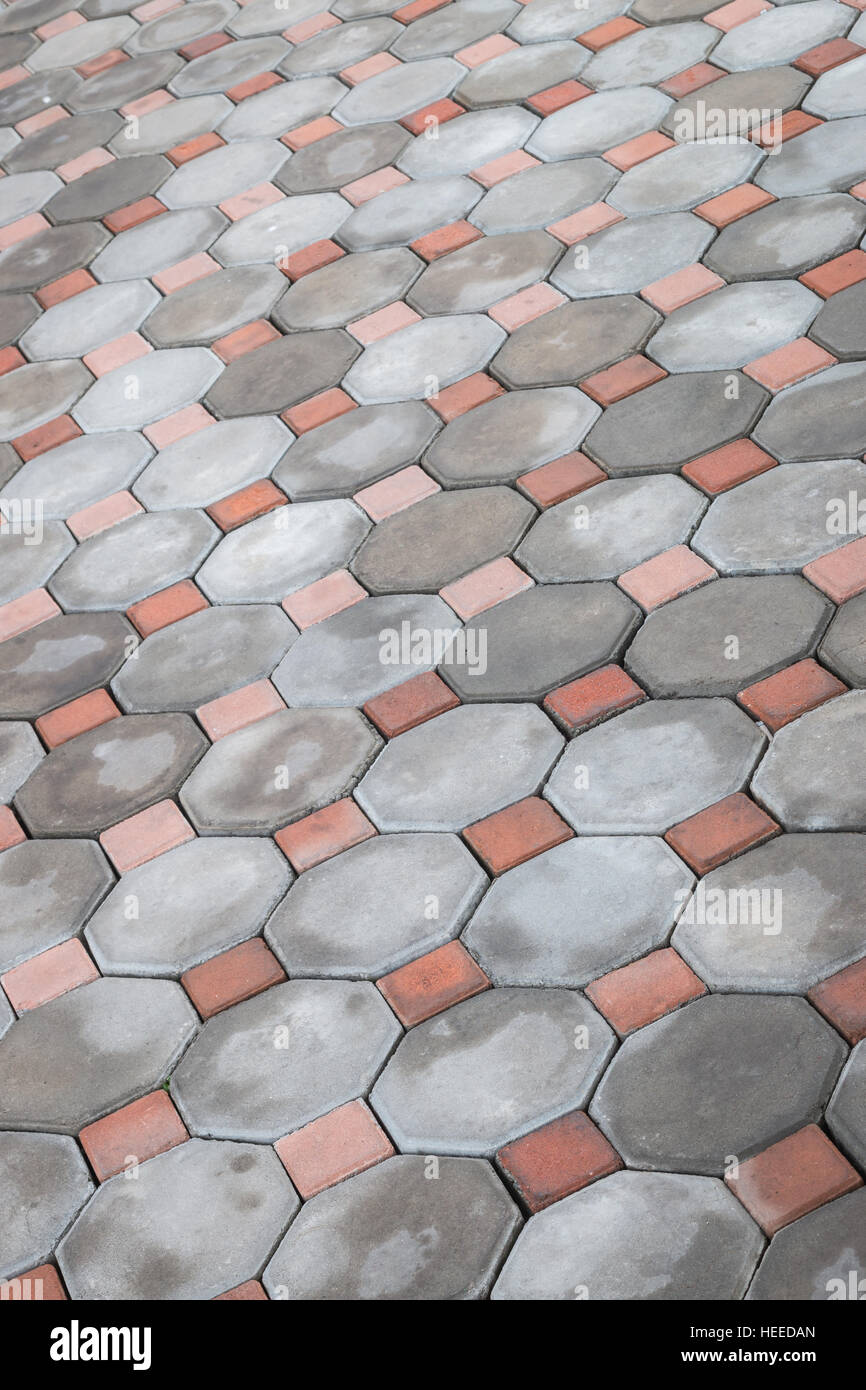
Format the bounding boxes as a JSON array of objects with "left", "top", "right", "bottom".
[
  {"left": 0, "top": 611, "right": 133, "bottom": 719},
  {"left": 0, "top": 990, "right": 13, "bottom": 1041},
  {"left": 673, "top": 832, "right": 866, "bottom": 993},
  {"left": 344, "top": 314, "right": 504, "bottom": 404},
  {"left": 0, "top": 838, "right": 112, "bottom": 975},
  {"left": 395, "top": 0, "right": 518, "bottom": 57},
  {"left": 85, "top": 837, "right": 291, "bottom": 977},
  {"left": 811, "top": 279, "right": 866, "bottom": 360},
  {"left": 280, "top": 17, "right": 398, "bottom": 76},
  {"left": 0, "top": 524, "right": 75, "bottom": 605},
  {"left": 266, "top": 831, "right": 485, "bottom": 978},
  {"left": 0, "top": 70, "right": 80, "bottom": 127},
  {"left": 825, "top": 1042, "right": 866, "bottom": 1180},
  {"left": 53, "top": 158, "right": 171, "bottom": 227},
  {"left": 198, "top": 499, "right": 369, "bottom": 603},
  {"left": 274, "top": 248, "right": 421, "bottom": 331},
  {"left": 469, "top": 157, "right": 616, "bottom": 236},
  {"left": 609, "top": 139, "right": 763, "bottom": 216},
  {"left": 275, "top": 400, "right": 436, "bottom": 501},
  {"left": 0, "top": 221, "right": 109, "bottom": 294},
  {"left": 205, "top": 331, "right": 357, "bottom": 419},
  {"left": 706, "top": 194, "right": 866, "bottom": 281},
  {"left": 142, "top": 265, "right": 285, "bottom": 349},
  {"left": 68, "top": 51, "right": 184, "bottom": 113},
  {"left": 91, "top": 206, "right": 225, "bottom": 282},
  {"left": 278, "top": 123, "right": 409, "bottom": 197},
  {"left": 372, "top": 986, "right": 613, "bottom": 1155},
  {"left": 134, "top": 414, "right": 289, "bottom": 510},
  {"left": 0, "top": 170, "right": 61, "bottom": 228},
  {"left": 820, "top": 591, "right": 866, "bottom": 685},
  {"left": 210, "top": 191, "right": 349, "bottom": 266},
  {"left": 21, "top": 281, "right": 159, "bottom": 363},
  {"left": 528, "top": 86, "right": 670, "bottom": 161},
  {"left": 464, "top": 836, "right": 693, "bottom": 989},
  {"left": 0, "top": 294, "right": 38, "bottom": 349},
  {"left": 397, "top": 105, "right": 538, "bottom": 179},
  {"left": 747, "top": 1183, "right": 866, "bottom": 1300},
  {"left": 649, "top": 279, "right": 820, "bottom": 373},
  {"left": 583, "top": 21, "right": 718, "bottom": 90},
  {"left": 0, "top": 1132, "right": 94, "bottom": 1282},
  {"left": 265, "top": 1153, "right": 517, "bottom": 1299},
  {"left": 546, "top": 696, "right": 764, "bottom": 833},
  {"left": 552, "top": 210, "right": 713, "bottom": 298},
  {"left": 58, "top": 1137, "right": 297, "bottom": 1300},
  {"left": 456, "top": 41, "right": 588, "bottom": 109},
  {"left": 491, "top": 295, "right": 659, "bottom": 389},
  {"left": 661, "top": 64, "right": 811, "bottom": 141},
  {"left": 406, "top": 229, "right": 559, "bottom": 315},
  {"left": 0, "top": 721, "right": 44, "bottom": 804},
  {"left": 0, "top": 359, "right": 91, "bottom": 440},
  {"left": 170, "top": 37, "right": 290, "bottom": 98},
  {"left": 158, "top": 138, "right": 286, "bottom": 211},
  {"left": 333, "top": 56, "right": 461, "bottom": 126},
  {"left": 693, "top": 458, "right": 866, "bottom": 573},
  {"left": 172, "top": 979, "right": 399, "bottom": 1141},
  {"left": 493, "top": 1169, "right": 762, "bottom": 1300},
  {"left": 0, "top": 0, "right": 74, "bottom": 30},
  {"left": 756, "top": 115, "right": 866, "bottom": 197},
  {"left": 4, "top": 111, "right": 121, "bottom": 176},
  {"left": 590, "top": 993, "right": 846, "bottom": 1174},
  {"left": 714, "top": 0, "right": 852, "bottom": 72},
  {"left": 180, "top": 706, "right": 380, "bottom": 833},
  {"left": 338, "top": 173, "right": 481, "bottom": 251},
  {"left": 753, "top": 361, "right": 866, "bottom": 461},
  {"left": 219, "top": 74, "right": 344, "bottom": 140},
  {"left": 752, "top": 689, "right": 866, "bottom": 830},
  {"left": 352, "top": 485, "right": 531, "bottom": 593},
  {"left": 130, "top": 0, "right": 238, "bottom": 53},
  {"left": 424, "top": 386, "right": 598, "bottom": 486},
  {"left": 0, "top": 976, "right": 198, "bottom": 1133},
  {"left": 804, "top": 51, "right": 866, "bottom": 119},
  {"left": 355, "top": 703, "right": 563, "bottom": 831},
  {"left": 73, "top": 348, "right": 220, "bottom": 434},
  {"left": 107, "top": 93, "right": 233, "bottom": 158},
  {"left": 9, "top": 434, "right": 151, "bottom": 522}
]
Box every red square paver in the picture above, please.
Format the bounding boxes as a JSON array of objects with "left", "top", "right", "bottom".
[
  {"left": 704, "top": 0, "right": 772, "bottom": 30},
  {"left": 682, "top": 438, "right": 777, "bottom": 494},
  {"left": 439, "top": 556, "right": 533, "bottom": 619},
  {"left": 737, "top": 658, "right": 847, "bottom": 732},
  {"left": 103, "top": 196, "right": 166, "bottom": 233},
  {"left": 463, "top": 796, "right": 573, "bottom": 875},
  {"left": 79, "top": 1090, "right": 189, "bottom": 1182},
  {"left": 353, "top": 464, "right": 439, "bottom": 519},
  {"left": 496, "top": 1110, "right": 623, "bottom": 1212},
  {"left": 664, "top": 792, "right": 779, "bottom": 874},
  {"left": 126, "top": 580, "right": 208, "bottom": 637},
  {"left": 580, "top": 354, "right": 667, "bottom": 405},
  {"left": 2, "top": 939, "right": 99, "bottom": 1014},
  {"left": 546, "top": 201, "right": 623, "bottom": 245},
  {"left": 586, "top": 948, "right": 708, "bottom": 1035},
  {"left": 659, "top": 62, "right": 725, "bottom": 97},
  {"left": 755, "top": 110, "right": 823, "bottom": 147},
  {"left": 604, "top": 130, "right": 674, "bottom": 171},
  {"left": 0, "top": 213, "right": 49, "bottom": 251},
  {"left": 488, "top": 281, "right": 565, "bottom": 330},
  {"left": 0, "top": 67, "right": 30, "bottom": 94},
  {"left": 181, "top": 938, "right": 286, "bottom": 1018},
  {"left": 275, "top": 798, "right": 376, "bottom": 873},
  {"left": 428, "top": 372, "right": 504, "bottom": 421},
  {"left": 281, "top": 116, "right": 342, "bottom": 151},
  {"left": 144, "top": 404, "right": 214, "bottom": 449},
  {"left": 67, "top": 490, "right": 144, "bottom": 540},
  {"left": 283, "top": 11, "right": 340, "bottom": 42},
  {"left": 808, "top": 956, "right": 866, "bottom": 1044},
  {"left": 517, "top": 451, "right": 606, "bottom": 508},
  {"left": 227, "top": 70, "right": 284, "bottom": 101},
  {"left": 282, "top": 569, "right": 367, "bottom": 628},
  {"left": 35, "top": 689, "right": 121, "bottom": 748},
  {"left": 400, "top": 97, "right": 465, "bottom": 135},
  {"left": 363, "top": 670, "right": 459, "bottom": 737},
  {"left": 179, "top": 32, "right": 233, "bottom": 59},
  {"left": 745, "top": 337, "right": 837, "bottom": 389},
  {"left": 205, "top": 479, "right": 286, "bottom": 531},
  {"left": 642, "top": 263, "right": 725, "bottom": 312},
  {"left": 849, "top": 180, "right": 866, "bottom": 200},
  {"left": 122, "top": 90, "right": 175, "bottom": 119},
  {"left": 152, "top": 252, "right": 219, "bottom": 294},
  {"left": 340, "top": 165, "right": 409, "bottom": 206},
  {"left": 2, "top": 1265, "right": 67, "bottom": 1300},
  {"left": 282, "top": 238, "right": 345, "bottom": 279},
  {"left": 99, "top": 800, "right": 195, "bottom": 873},
  {"left": 212, "top": 318, "right": 281, "bottom": 362},
  {"left": 340, "top": 51, "right": 401, "bottom": 84},
  {"left": 694, "top": 183, "right": 776, "bottom": 227},
  {"left": 274, "top": 1099, "right": 394, "bottom": 1199},
  {"left": 377, "top": 940, "right": 490, "bottom": 1027},
  {"left": 219, "top": 181, "right": 284, "bottom": 221},
  {"left": 12, "top": 415, "right": 81, "bottom": 462},
  {"left": 726, "top": 1125, "right": 862, "bottom": 1235},
  {"left": 394, "top": 0, "right": 449, "bottom": 17},
  {"left": 35, "top": 268, "right": 96, "bottom": 308},
  {"left": 794, "top": 37, "right": 865, "bottom": 75},
  {"left": 455, "top": 34, "right": 518, "bottom": 65},
  {"left": 57, "top": 146, "right": 114, "bottom": 183},
  {"left": 800, "top": 249, "right": 866, "bottom": 297},
  {"left": 214, "top": 1280, "right": 268, "bottom": 1300},
  {"left": 618, "top": 544, "right": 717, "bottom": 610},
  {"left": 281, "top": 387, "right": 356, "bottom": 433},
  {"left": 527, "top": 80, "right": 591, "bottom": 115},
  {"left": 197, "top": 679, "right": 286, "bottom": 740},
  {"left": 166, "top": 131, "right": 224, "bottom": 165},
  {"left": 544, "top": 664, "right": 646, "bottom": 734},
  {"left": 0, "top": 588, "right": 61, "bottom": 643},
  {"left": 82, "top": 332, "right": 151, "bottom": 378},
  {"left": 410, "top": 219, "right": 483, "bottom": 261},
  {"left": 0, "top": 345, "right": 26, "bottom": 375},
  {"left": 0, "top": 805, "right": 26, "bottom": 851},
  {"left": 579, "top": 16, "right": 644, "bottom": 49},
  {"left": 470, "top": 149, "right": 539, "bottom": 188},
  {"left": 16, "top": 105, "right": 68, "bottom": 136},
  {"left": 804, "top": 536, "right": 866, "bottom": 602},
  {"left": 347, "top": 300, "right": 421, "bottom": 343}
]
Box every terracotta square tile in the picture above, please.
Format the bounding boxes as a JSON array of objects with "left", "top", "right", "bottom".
[
  {"left": 35, "top": 689, "right": 121, "bottom": 748},
  {"left": 471, "top": 149, "right": 539, "bottom": 187},
  {"left": 544, "top": 663, "right": 645, "bottom": 734},
  {"left": 182, "top": 938, "right": 286, "bottom": 1019},
  {"left": 2, "top": 939, "right": 99, "bottom": 1014},
  {"left": 166, "top": 131, "right": 224, "bottom": 165},
  {"left": 546, "top": 201, "right": 623, "bottom": 245},
  {"left": 744, "top": 337, "right": 836, "bottom": 390},
  {"left": 3, "top": 1265, "right": 67, "bottom": 1300},
  {"left": 0, "top": 67, "right": 30, "bottom": 93},
  {"left": 586, "top": 948, "right": 707, "bottom": 1035},
  {"left": 340, "top": 51, "right": 401, "bottom": 84},
  {"left": 737, "top": 658, "right": 847, "bottom": 733},
  {"left": 755, "top": 110, "right": 822, "bottom": 147},
  {"left": 179, "top": 32, "right": 233, "bottom": 60},
  {"left": 127, "top": 579, "right": 208, "bottom": 637},
  {"left": 804, "top": 536, "right": 866, "bottom": 602},
  {"left": 214, "top": 1280, "right": 268, "bottom": 1300},
  {"left": 121, "top": 90, "right": 175, "bottom": 119},
  {"left": 704, "top": 0, "right": 772, "bottom": 30},
  {"left": 103, "top": 196, "right": 166, "bottom": 233},
  {"left": 580, "top": 353, "right": 666, "bottom": 405},
  {"left": 283, "top": 11, "right": 340, "bottom": 42},
  {"left": 400, "top": 98, "right": 465, "bottom": 135},
  {"left": 218, "top": 181, "right": 283, "bottom": 221},
  {"left": 281, "top": 115, "right": 342, "bottom": 150},
  {"left": 197, "top": 679, "right": 285, "bottom": 740},
  {"left": 0, "top": 588, "right": 61, "bottom": 643},
  {"left": 800, "top": 248, "right": 866, "bottom": 297},
  {"left": 363, "top": 670, "right": 459, "bottom": 737},
  {"left": 604, "top": 130, "right": 674, "bottom": 171},
  {"left": 205, "top": 478, "right": 286, "bottom": 531},
  {"left": 12, "top": 414, "right": 81, "bottom": 461},
  {"left": 57, "top": 146, "right": 114, "bottom": 182},
  {"left": 79, "top": 1090, "right": 189, "bottom": 1182},
  {"left": 695, "top": 182, "right": 776, "bottom": 227},
  {"left": 353, "top": 464, "right": 439, "bottom": 520},
  {"left": 275, "top": 798, "right": 376, "bottom": 873},
  {"left": 410, "top": 219, "right": 483, "bottom": 261},
  {"left": 212, "top": 317, "right": 280, "bottom": 362},
  {"left": 134, "top": 0, "right": 180, "bottom": 17},
  {"left": 526, "top": 79, "right": 591, "bottom": 115},
  {"left": 517, "top": 451, "right": 606, "bottom": 507},
  {"left": 808, "top": 956, "right": 866, "bottom": 1044},
  {"left": 488, "top": 281, "right": 565, "bottom": 330},
  {"left": 659, "top": 62, "right": 725, "bottom": 97},
  {"left": 726, "top": 1125, "right": 862, "bottom": 1235},
  {"left": 143, "top": 403, "right": 214, "bottom": 449},
  {"left": 152, "top": 251, "right": 219, "bottom": 294},
  {"left": 82, "top": 331, "right": 151, "bottom": 377},
  {"left": 377, "top": 940, "right": 490, "bottom": 1027},
  {"left": 347, "top": 300, "right": 422, "bottom": 343},
  {"left": 394, "top": 0, "right": 450, "bottom": 18},
  {"left": 463, "top": 796, "right": 572, "bottom": 875},
  {"left": 497, "top": 1110, "right": 623, "bottom": 1212},
  {"left": 455, "top": 33, "right": 518, "bottom": 65},
  {"left": 339, "top": 165, "right": 410, "bottom": 206},
  {"left": 16, "top": 105, "right": 68, "bottom": 137},
  {"left": 0, "top": 213, "right": 49, "bottom": 251},
  {"left": 681, "top": 438, "right": 777, "bottom": 494},
  {"left": 793, "top": 36, "right": 865, "bottom": 75},
  {"left": 664, "top": 792, "right": 779, "bottom": 874},
  {"left": 0, "top": 345, "right": 25, "bottom": 375},
  {"left": 281, "top": 239, "right": 345, "bottom": 280},
  {"left": 618, "top": 544, "right": 717, "bottom": 610},
  {"left": 35, "top": 268, "right": 97, "bottom": 308},
  {"left": 282, "top": 569, "right": 367, "bottom": 628},
  {"left": 275, "top": 1099, "right": 394, "bottom": 1199},
  {"left": 439, "top": 555, "right": 533, "bottom": 619},
  {"left": 281, "top": 386, "right": 356, "bottom": 433},
  {"left": 428, "top": 371, "right": 504, "bottom": 421},
  {"left": 226, "top": 70, "right": 284, "bottom": 102},
  {"left": 0, "top": 805, "right": 27, "bottom": 851},
  {"left": 578, "top": 16, "right": 644, "bottom": 49},
  {"left": 642, "top": 263, "right": 725, "bottom": 312},
  {"left": 37, "top": 11, "right": 86, "bottom": 38},
  {"left": 99, "top": 800, "right": 195, "bottom": 873},
  {"left": 850, "top": 180, "right": 866, "bottom": 200}
]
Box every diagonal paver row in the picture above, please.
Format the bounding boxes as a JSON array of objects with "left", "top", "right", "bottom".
[{"left": 1, "top": 0, "right": 866, "bottom": 1303}]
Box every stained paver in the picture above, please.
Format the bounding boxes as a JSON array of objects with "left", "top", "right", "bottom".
[
  {"left": 752, "top": 689, "right": 866, "bottom": 829},
  {"left": 0, "top": 838, "right": 112, "bottom": 972},
  {"left": 747, "top": 1185, "right": 866, "bottom": 1299},
  {"left": 0, "top": 1131, "right": 94, "bottom": 1281}
]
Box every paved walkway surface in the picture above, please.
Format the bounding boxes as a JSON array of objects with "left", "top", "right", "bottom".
[{"left": 1, "top": 0, "right": 866, "bottom": 1304}]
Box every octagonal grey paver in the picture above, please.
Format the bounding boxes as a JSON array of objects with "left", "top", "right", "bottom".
[
  {"left": 91, "top": 206, "right": 226, "bottom": 281},
  {"left": 804, "top": 51, "right": 866, "bottom": 119},
  {"left": 528, "top": 85, "right": 671, "bottom": 161},
  {"left": 0, "top": 358, "right": 92, "bottom": 441},
  {"left": 464, "top": 836, "right": 693, "bottom": 989},
  {"left": 491, "top": 295, "right": 660, "bottom": 389},
  {"left": 826, "top": 1043, "right": 866, "bottom": 1183},
  {"left": 713, "top": 0, "right": 852, "bottom": 72},
  {"left": 277, "top": 120, "right": 409, "bottom": 194},
  {"left": 337, "top": 174, "right": 482, "bottom": 251},
  {"left": 509, "top": 0, "right": 626, "bottom": 40},
  {"left": 0, "top": 611, "right": 133, "bottom": 718},
  {"left": 371, "top": 987, "right": 615, "bottom": 1156},
  {"left": 343, "top": 313, "right": 505, "bottom": 404},
  {"left": 811, "top": 280, "right": 866, "bottom": 360},
  {"left": 180, "top": 707, "right": 381, "bottom": 833},
  {"left": 169, "top": 37, "right": 290, "bottom": 98},
  {"left": 646, "top": 279, "right": 820, "bottom": 373},
  {"left": 57, "top": 1139, "right": 298, "bottom": 1301},
  {"left": 456, "top": 39, "right": 588, "bottom": 108},
  {"left": 44, "top": 153, "right": 172, "bottom": 225},
  {"left": 0, "top": 524, "right": 74, "bottom": 606},
  {"left": 423, "top": 385, "right": 599, "bottom": 486},
  {"left": 608, "top": 139, "right": 764, "bottom": 216},
  {"left": 747, "top": 1185, "right": 866, "bottom": 1300},
  {"left": 273, "top": 247, "right": 422, "bottom": 331},
  {"left": 266, "top": 832, "right": 486, "bottom": 979},
  {"left": 544, "top": 697, "right": 765, "bottom": 834},
  {"left": 157, "top": 137, "right": 286, "bottom": 210},
  {"left": 5, "top": 111, "right": 121, "bottom": 175},
  {"left": 69, "top": 51, "right": 183, "bottom": 114},
  {"left": 356, "top": 703, "right": 563, "bottom": 831},
  {"left": 661, "top": 65, "right": 810, "bottom": 140},
  {"left": 589, "top": 993, "right": 846, "bottom": 1174},
  {"left": 273, "top": 401, "right": 439, "bottom": 500},
  {"left": 0, "top": 1132, "right": 94, "bottom": 1282},
  {"left": 134, "top": 415, "right": 291, "bottom": 510},
  {"left": 396, "top": 105, "right": 538, "bottom": 179},
  {"left": 49, "top": 510, "right": 218, "bottom": 611},
  {"left": 407, "top": 229, "right": 561, "bottom": 315},
  {"left": 469, "top": 157, "right": 617, "bottom": 236},
  {"left": 751, "top": 690, "right": 866, "bottom": 830},
  {"left": 0, "top": 977, "right": 198, "bottom": 1133},
  {"left": 204, "top": 330, "right": 358, "bottom": 418},
  {"left": 19, "top": 279, "right": 159, "bottom": 361},
  {"left": 128, "top": 0, "right": 236, "bottom": 53},
  {"left": 0, "top": 720, "right": 45, "bottom": 802},
  {"left": 0, "top": 838, "right": 113, "bottom": 973},
  {"left": 334, "top": 55, "right": 463, "bottom": 125},
  {"left": 218, "top": 73, "right": 344, "bottom": 140},
  {"left": 820, "top": 591, "right": 866, "bottom": 686},
  {"left": 142, "top": 264, "right": 286, "bottom": 348},
  {"left": 552, "top": 210, "right": 714, "bottom": 299},
  {"left": 210, "top": 191, "right": 349, "bottom": 266},
  {"left": 582, "top": 20, "right": 718, "bottom": 89},
  {"left": 5, "top": 433, "right": 152, "bottom": 520},
  {"left": 282, "top": 17, "right": 402, "bottom": 77},
  {"left": 73, "top": 347, "right": 222, "bottom": 432},
  {"left": 395, "top": 0, "right": 519, "bottom": 58},
  {"left": 492, "top": 1171, "right": 763, "bottom": 1300},
  {"left": 756, "top": 115, "right": 866, "bottom": 198},
  {"left": 172, "top": 980, "right": 400, "bottom": 1141},
  {"left": 753, "top": 362, "right": 866, "bottom": 461},
  {"left": 704, "top": 194, "right": 866, "bottom": 281},
  {"left": 0, "top": 168, "right": 61, "bottom": 227},
  {"left": 197, "top": 500, "right": 370, "bottom": 602},
  {"left": 85, "top": 837, "right": 291, "bottom": 977}
]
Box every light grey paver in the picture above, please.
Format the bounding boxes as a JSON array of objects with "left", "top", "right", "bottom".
[
  {"left": 0, "top": 1132, "right": 94, "bottom": 1282},
  {"left": 0, "top": 838, "right": 113, "bottom": 973},
  {"left": 747, "top": 1186, "right": 866, "bottom": 1300},
  {"left": 751, "top": 690, "right": 866, "bottom": 830}
]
